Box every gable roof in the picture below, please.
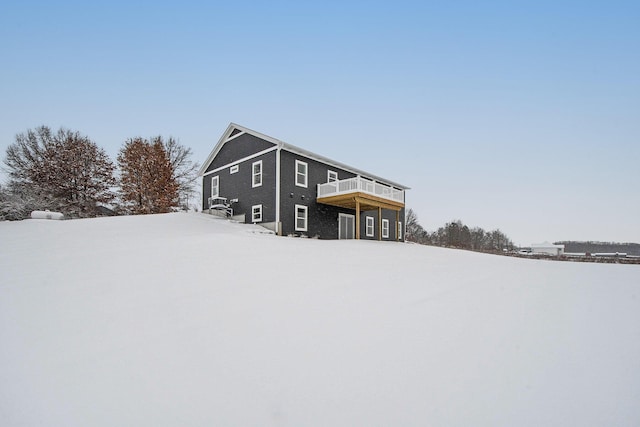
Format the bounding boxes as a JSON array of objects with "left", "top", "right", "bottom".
[{"left": 198, "top": 123, "right": 410, "bottom": 190}]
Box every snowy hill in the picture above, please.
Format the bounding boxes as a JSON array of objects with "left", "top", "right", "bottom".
[{"left": 1, "top": 213, "right": 639, "bottom": 426}]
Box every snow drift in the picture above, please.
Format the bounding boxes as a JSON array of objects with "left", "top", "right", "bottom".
[
  {"left": 1, "top": 213, "right": 639, "bottom": 426},
  {"left": 30, "top": 210, "right": 64, "bottom": 220}
]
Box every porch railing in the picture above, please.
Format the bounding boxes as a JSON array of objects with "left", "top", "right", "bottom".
[{"left": 317, "top": 177, "right": 404, "bottom": 204}]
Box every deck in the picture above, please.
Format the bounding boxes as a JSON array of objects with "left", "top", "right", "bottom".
[
  {"left": 317, "top": 177, "right": 405, "bottom": 211},
  {"left": 317, "top": 177, "right": 405, "bottom": 240}
]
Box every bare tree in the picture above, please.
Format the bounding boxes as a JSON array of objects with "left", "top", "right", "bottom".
[
  {"left": 161, "top": 137, "right": 199, "bottom": 210},
  {"left": 405, "top": 208, "right": 425, "bottom": 243},
  {"left": 2, "top": 126, "right": 116, "bottom": 218},
  {"left": 117, "top": 137, "right": 179, "bottom": 214}
]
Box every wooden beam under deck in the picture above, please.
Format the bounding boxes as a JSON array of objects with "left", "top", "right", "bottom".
[
  {"left": 317, "top": 192, "right": 404, "bottom": 212},
  {"left": 378, "top": 206, "right": 382, "bottom": 241},
  {"left": 318, "top": 191, "right": 404, "bottom": 240},
  {"left": 355, "top": 198, "right": 360, "bottom": 240}
]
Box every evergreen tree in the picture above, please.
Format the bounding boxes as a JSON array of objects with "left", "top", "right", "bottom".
[{"left": 470, "top": 227, "right": 486, "bottom": 250}]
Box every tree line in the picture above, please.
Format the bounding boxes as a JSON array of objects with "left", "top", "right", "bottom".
[
  {"left": 405, "top": 209, "right": 515, "bottom": 252},
  {"left": 0, "top": 125, "right": 199, "bottom": 220}
]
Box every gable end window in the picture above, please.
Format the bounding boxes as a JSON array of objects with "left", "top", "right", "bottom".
[
  {"left": 366, "top": 216, "right": 374, "bottom": 237},
  {"left": 328, "top": 170, "right": 338, "bottom": 183},
  {"left": 251, "top": 204, "right": 263, "bottom": 223},
  {"left": 295, "top": 204, "right": 308, "bottom": 231},
  {"left": 211, "top": 176, "right": 219, "bottom": 198},
  {"left": 382, "top": 219, "right": 389, "bottom": 238},
  {"left": 252, "top": 160, "right": 262, "bottom": 188},
  {"left": 295, "top": 160, "right": 308, "bottom": 188}
]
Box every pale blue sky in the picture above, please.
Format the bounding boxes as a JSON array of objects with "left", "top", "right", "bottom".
[{"left": 1, "top": 1, "right": 639, "bottom": 244}]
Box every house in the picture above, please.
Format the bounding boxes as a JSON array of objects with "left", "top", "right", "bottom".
[
  {"left": 198, "top": 123, "right": 409, "bottom": 240},
  {"left": 530, "top": 242, "right": 565, "bottom": 256}
]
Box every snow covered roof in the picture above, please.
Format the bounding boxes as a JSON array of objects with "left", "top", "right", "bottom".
[
  {"left": 198, "top": 123, "right": 410, "bottom": 190},
  {"left": 531, "top": 242, "right": 565, "bottom": 249}
]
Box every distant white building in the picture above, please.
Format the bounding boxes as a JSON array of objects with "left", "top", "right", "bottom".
[{"left": 531, "top": 242, "right": 565, "bottom": 256}]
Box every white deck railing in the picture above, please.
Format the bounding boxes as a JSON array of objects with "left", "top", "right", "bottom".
[{"left": 317, "top": 177, "right": 404, "bottom": 204}]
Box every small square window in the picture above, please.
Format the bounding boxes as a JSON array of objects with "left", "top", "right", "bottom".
[
  {"left": 251, "top": 204, "right": 262, "bottom": 223},
  {"left": 366, "top": 216, "right": 374, "bottom": 237},
  {"left": 382, "top": 219, "right": 389, "bottom": 238},
  {"left": 295, "top": 160, "right": 308, "bottom": 188},
  {"left": 328, "top": 170, "right": 338, "bottom": 183},
  {"left": 230, "top": 165, "right": 239, "bottom": 174},
  {"left": 295, "top": 204, "right": 308, "bottom": 231},
  {"left": 252, "top": 160, "right": 262, "bottom": 188}
]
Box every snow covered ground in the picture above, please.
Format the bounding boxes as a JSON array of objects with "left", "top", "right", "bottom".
[{"left": 1, "top": 212, "right": 639, "bottom": 426}]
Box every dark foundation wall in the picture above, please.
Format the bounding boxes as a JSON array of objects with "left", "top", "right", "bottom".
[
  {"left": 358, "top": 208, "right": 405, "bottom": 241},
  {"left": 202, "top": 151, "right": 277, "bottom": 223},
  {"left": 204, "top": 133, "right": 275, "bottom": 174}
]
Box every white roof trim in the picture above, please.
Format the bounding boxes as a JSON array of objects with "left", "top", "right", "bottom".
[{"left": 198, "top": 123, "right": 410, "bottom": 190}]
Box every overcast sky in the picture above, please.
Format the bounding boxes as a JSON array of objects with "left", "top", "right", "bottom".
[{"left": 1, "top": 0, "right": 638, "bottom": 245}]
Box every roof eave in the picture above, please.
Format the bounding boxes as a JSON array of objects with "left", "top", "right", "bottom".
[{"left": 199, "top": 123, "right": 410, "bottom": 191}]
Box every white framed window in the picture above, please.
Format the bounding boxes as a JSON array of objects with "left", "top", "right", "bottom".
[
  {"left": 295, "top": 204, "right": 308, "bottom": 231},
  {"left": 251, "top": 204, "right": 262, "bottom": 223},
  {"left": 295, "top": 160, "right": 308, "bottom": 188},
  {"left": 328, "top": 170, "right": 338, "bottom": 183},
  {"left": 382, "top": 219, "right": 389, "bottom": 238},
  {"left": 366, "top": 216, "right": 374, "bottom": 237},
  {"left": 211, "top": 176, "right": 219, "bottom": 198},
  {"left": 398, "top": 221, "right": 403, "bottom": 240},
  {"left": 252, "top": 160, "right": 262, "bottom": 188},
  {"left": 230, "top": 164, "right": 239, "bottom": 174}
]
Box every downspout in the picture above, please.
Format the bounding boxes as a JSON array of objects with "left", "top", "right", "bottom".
[{"left": 275, "top": 143, "right": 282, "bottom": 235}]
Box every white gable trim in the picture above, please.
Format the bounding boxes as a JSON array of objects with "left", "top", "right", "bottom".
[
  {"left": 224, "top": 130, "right": 245, "bottom": 143},
  {"left": 202, "top": 146, "right": 277, "bottom": 177},
  {"left": 197, "top": 123, "right": 282, "bottom": 177}
]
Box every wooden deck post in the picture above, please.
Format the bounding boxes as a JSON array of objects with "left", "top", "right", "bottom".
[
  {"left": 378, "top": 207, "right": 382, "bottom": 241},
  {"left": 355, "top": 198, "right": 360, "bottom": 240}
]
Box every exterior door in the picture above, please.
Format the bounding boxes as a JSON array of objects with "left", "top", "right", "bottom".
[{"left": 339, "top": 213, "right": 355, "bottom": 239}]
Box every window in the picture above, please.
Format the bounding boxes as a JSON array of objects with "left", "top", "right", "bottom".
[
  {"left": 295, "top": 160, "right": 308, "bottom": 188},
  {"left": 328, "top": 170, "right": 338, "bottom": 183},
  {"left": 398, "top": 221, "right": 403, "bottom": 240},
  {"left": 230, "top": 165, "right": 239, "bottom": 174},
  {"left": 211, "top": 176, "right": 219, "bottom": 198},
  {"left": 366, "top": 216, "right": 374, "bottom": 237},
  {"left": 252, "top": 160, "right": 262, "bottom": 188},
  {"left": 251, "top": 204, "right": 262, "bottom": 223},
  {"left": 382, "top": 219, "right": 389, "bottom": 238},
  {"left": 295, "top": 204, "right": 308, "bottom": 231}
]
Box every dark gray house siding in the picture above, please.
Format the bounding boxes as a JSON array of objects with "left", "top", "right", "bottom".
[
  {"left": 279, "top": 149, "right": 356, "bottom": 238},
  {"left": 200, "top": 123, "right": 408, "bottom": 241},
  {"left": 204, "top": 133, "right": 274, "bottom": 174},
  {"left": 359, "top": 208, "right": 405, "bottom": 241},
  {"left": 202, "top": 150, "right": 277, "bottom": 224}
]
